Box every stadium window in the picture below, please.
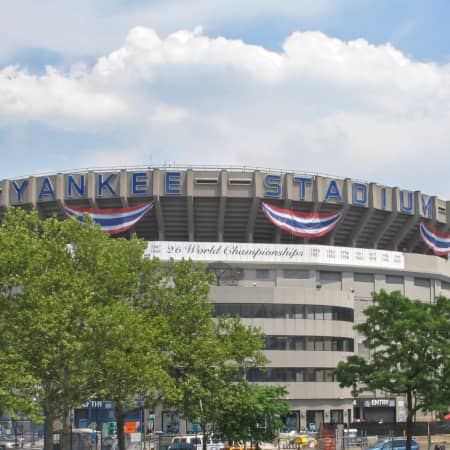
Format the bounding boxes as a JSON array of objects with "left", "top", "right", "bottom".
[
  {"left": 254, "top": 303, "right": 272, "bottom": 317},
  {"left": 414, "top": 277, "right": 431, "bottom": 288},
  {"left": 441, "top": 280, "right": 450, "bottom": 290},
  {"left": 323, "top": 306, "right": 333, "bottom": 320},
  {"left": 305, "top": 337, "right": 315, "bottom": 351},
  {"left": 319, "top": 271, "right": 342, "bottom": 284},
  {"left": 286, "top": 304, "right": 296, "bottom": 319},
  {"left": 273, "top": 304, "right": 285, "bottom": 318},
  {"left": 294, "top": 304, "right": 305, "bottom": 319},
  {"left": 266, "top": 336, "right": 285, "bottom": 350},
  {"left": 240, "top": 304, "right": 252, "bottom": 317},
  {"left": 304, "top": 368, "right": 315, "bottom": 382},
  {"left": 305, "top": 305, "right": 315, "bottom": 320},
  {"left": 347, "top": 339, "right": 354, "bottom": 352},
  {"left": 194, "top": 178, "right": 218, "bottom": 184},
  {"left": 353, "top": 272, "right": 375, "bottom": 283},
  {"left": 331, "top": 338, "right": 339, "bottom": 351},
  {"left": 213, "top": 303, "right": 354, "bottom": 322},
  {"left": 283, "top": 269, "right": 310, "bottom": 279},
  {"left": 228, "top": 178, "right": 252, "bottom": 186},
  {"left": 256, "top": 269, "right": 271, "bottom": 280},
  {"left": 286, "top": 368, "right": 297, "bottom": 382},
  {"left": 315, "top": 369, "right": 325, "bottom": 382},
  {"left": 386, "top": 274, "right": 404, "bottom": 284},
  {"left": 294, "top": 336, "right": 306, "bottom": 350},
  {"left": 314, "top": 305, "right": 324, "bottom": 320},
  {"left": 331, "top": 410, "right": 343, "bottom": 424},
  {"left": 314, "top": 337, "right": 324, "bottom": 351}
]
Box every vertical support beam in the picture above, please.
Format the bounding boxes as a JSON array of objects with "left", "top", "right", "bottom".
[
  {"left": 407, "top": 195, "right": 438, "bottom": 252},
  {"left": 1, "top": 180, "right": 10, "bottom": 210},
  {"left": 152, "top": 169, "right": 165, "bottom": 241},
  {"left": 371, "top": 187, "right": 399, "bottom": 249},
  {"left": 347, "top": 183, "right": 375, "bottom": 247},
  {"left": 246, "top": 171, "right": 263, "bottom": 242},
  {"left": 274, "top": 174, "right": 290, "bottom": 243},
  {"left": 392, "top": 191, "right": 420, "bottom": 250},
  {"left": 328, "top": 178, "right": 350, "bottom": 246},
  {"left": 55, "top": 173, "right": 65, "bottom": 216},
  {"left": 305, "top": 177, "right": 319, "bottom": 244},
  {"left": 217, "top": 170, "right": 227, "bottom": 242},
  {"left": 28, "top": 177, "right": 37, "bottom": 209},
  {"left": 119, "top": 169, "right": 129, "bottom": 208},
  {"left": 186, "top": 170, "right": 194, "bottom": 241},
  {"left": 87, "top": 172, "right": 97, "bottom": 208}
]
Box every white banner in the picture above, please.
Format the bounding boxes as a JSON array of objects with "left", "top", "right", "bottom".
[{"left": 145, "top": 241, "right": 404, "bottom": 269}]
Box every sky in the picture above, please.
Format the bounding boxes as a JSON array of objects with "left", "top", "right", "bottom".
[{"left": 1, "top": 0, "right": 450, "bottom": 197}]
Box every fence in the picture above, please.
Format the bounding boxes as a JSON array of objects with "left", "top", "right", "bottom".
[{"left": 0, "top": 420, "right": 44, "bottom": 449}]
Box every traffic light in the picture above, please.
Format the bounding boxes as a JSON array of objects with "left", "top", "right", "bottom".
[{"left": 108, "top": 422, "right": 117, "bottom": 436}]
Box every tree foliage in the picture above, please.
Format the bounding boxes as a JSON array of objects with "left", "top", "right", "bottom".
[
  {"left": 334, "top": 290, "right": 450, "bottom": 450},
  {"left": 217, "top": 382, "right": 289, "bottom": 447},
  {"left": 164, "top": 289, "right": 269, "bottom": 449},
  {"left": 0, "top": 208, "right": 278, "bottom": 450}
]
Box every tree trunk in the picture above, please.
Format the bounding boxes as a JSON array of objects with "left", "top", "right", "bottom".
[
  {"left": 60, "top": 401, "right": 71, "bottom": 450},
  {"left": 115, "top": 401, "right": 127, "bottom": 450},
  {"left": 202, "top": 425, "right": 208, "bottom": 450},
  {"left": 44, "top": 396, "right": 56, "bottom": 450},
  {"left": 405, "top": 388, "right": 414, "bottom": 450}
]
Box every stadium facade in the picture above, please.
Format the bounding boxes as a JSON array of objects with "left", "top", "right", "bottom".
[{"left": 2, "top": 166, "right": 449, "bottom": 432}]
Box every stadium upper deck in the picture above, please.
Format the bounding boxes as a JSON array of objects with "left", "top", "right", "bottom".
[{"left": 0, "top": 166, "right": 447, "bottom": 254}]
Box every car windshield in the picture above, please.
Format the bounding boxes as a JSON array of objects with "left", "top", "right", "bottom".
[{"left": 381, "top": 439, "right": 414, "bottom": 448}]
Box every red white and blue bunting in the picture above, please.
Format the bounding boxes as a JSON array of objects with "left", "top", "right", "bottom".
[
  {"left": 64, "top": 202, "right": 154, "bottom": 235},
  {"left": 261, "top": 202, "right": 343, "bottom": 238},
  {"left": 419, "top": 222, "right": 450, "bottom": 256}
]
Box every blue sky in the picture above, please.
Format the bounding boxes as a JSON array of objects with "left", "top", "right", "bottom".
[{"left": 1, "top": 0, "right": 450, "bottom": 197}]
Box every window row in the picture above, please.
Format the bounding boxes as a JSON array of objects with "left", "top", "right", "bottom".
[
  {"left": 213, "top": 303, "right": 354, "bottom": 322},
  {"left": 246, "top": 367, "right": 336, "bottom": 383},
  {"left": 255, "top": 269, "right": 449, "bottom": 289},
  {"left": 265, "top": 335, "right": 354, "bottom": 352}
]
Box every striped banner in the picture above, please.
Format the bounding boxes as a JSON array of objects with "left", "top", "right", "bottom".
[
  {"left": 65, "top": 202, "right": 154, "bottom": 234},
  {"left": 262, "top": 202, "right": 342, "bottom": 238},
  {"left": 419, "top": 221, "right": 450, "bottom": 255}
]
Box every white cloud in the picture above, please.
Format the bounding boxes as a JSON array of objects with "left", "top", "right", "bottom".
[
  {"left": 0, "top": 65, "right": 129, "bottom": 125},
  {"left": 2, "top": 25, "right": 450, "bottom": 195},
  {"left": 0, "top": 0, "right": 338, "bottom": 62},
  {"left": 93, "top": 26, "right": 282, "bottom": 82}
]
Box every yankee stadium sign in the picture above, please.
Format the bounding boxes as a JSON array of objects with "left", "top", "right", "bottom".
[{"left": 0, "top": 168, "right": 444, "bottom": 221}]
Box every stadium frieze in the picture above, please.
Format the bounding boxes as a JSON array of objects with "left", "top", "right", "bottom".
[{"left": 0, "top": 169, "right": 446, "bottom": 222}]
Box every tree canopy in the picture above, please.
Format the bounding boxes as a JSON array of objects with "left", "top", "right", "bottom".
[
  {"left": 217, "top": 382, "right": 289, "bottom": 448},
  {"left": 0, "top": 208, "right": 281, "bottom": 450},
  {"left": 334, "top": 290, "right": 450, "bottom": 450}
]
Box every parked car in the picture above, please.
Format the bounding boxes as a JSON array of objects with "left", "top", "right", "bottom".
[
  {"left": 169, "top": 435, "right": 224, "bottom": 450},
  {"left": 367, "top": 438, "right": 420, "bottom": 450},
  {"left": 294, "top": 435, "right": 317, "bottom": 447},
  {"left": 0, "top": 436, "right": 19, "bottom": 450},
  {"left": 168, "top": 443, "right": 197, "bottom": 450}
]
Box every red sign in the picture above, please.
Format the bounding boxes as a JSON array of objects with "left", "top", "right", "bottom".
[{"left": 124, "top": 421, "right": 140, "bottom": 433}]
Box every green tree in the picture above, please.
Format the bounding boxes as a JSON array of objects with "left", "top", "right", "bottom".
[
  {"left": 0, "top": 208, "right": 104, "bottom": 450},
  {"left": 85, "top": 258, "right": 224, "bottom": 450},
  {"left": 170, "top": 309, "right": 268, "bottom": 450},
  {"left": 334, "top": 290, "right": 450, "bottom": 450},
  {"left": 0, "top": 208, "right": 157, "bottom": 450},
  {"left": 217, "top": 382, "right": 289, "bottom": 448}
]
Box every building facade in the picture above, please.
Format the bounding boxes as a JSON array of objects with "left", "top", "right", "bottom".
[{"left": 2, "top": 166, "right": 449, "bottom": 431}]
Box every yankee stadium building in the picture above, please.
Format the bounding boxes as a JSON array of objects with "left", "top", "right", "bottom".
[{"left": 2, "top": 166, "right": 450, "bottom": 431}]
